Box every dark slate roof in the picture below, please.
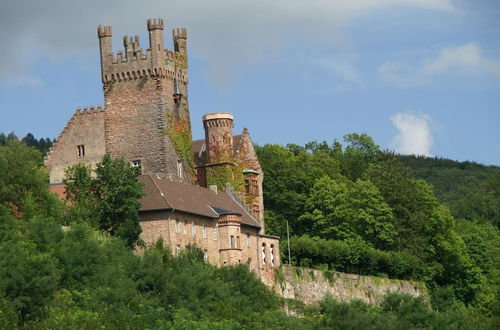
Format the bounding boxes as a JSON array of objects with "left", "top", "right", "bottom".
[
  {"left": 138, "top": 175, "right": 260, "bottom": 228},
  {"left": 210, "top": 206, "right": 241, "bottom": 216}
]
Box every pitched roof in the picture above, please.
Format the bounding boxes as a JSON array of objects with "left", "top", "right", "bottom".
[{"left": 138, "top": 175, "right": 261, "bottom": 228}]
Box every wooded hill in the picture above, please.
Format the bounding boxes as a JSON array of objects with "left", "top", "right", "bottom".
[
  {"left": 0, "top": 132, "right": 499, "bottom": 328},
  {"left": 255, "top": 134, "right": 500, "bottom": 319}
]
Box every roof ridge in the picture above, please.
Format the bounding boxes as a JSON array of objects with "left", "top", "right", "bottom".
[
  {"left": 224, "top": 186, "right": 260, "bottom": 227},
  {"left": 149, "top": 175, "right": 171, "bottom": 209}
]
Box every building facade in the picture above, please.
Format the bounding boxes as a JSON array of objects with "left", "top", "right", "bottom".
[{"left": 44, "top": 18, "right": 279, "bottom": 281}]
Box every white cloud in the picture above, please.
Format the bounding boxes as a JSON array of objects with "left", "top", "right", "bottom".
[
  {"left": 378, "top": 43, "right": 500, "bottom": 87},
  {"left": 390, "top": 113, "right": 433, "bottom": 156},
  {"left": 0, "top": 0, "right": 460, "bottom": 86}
]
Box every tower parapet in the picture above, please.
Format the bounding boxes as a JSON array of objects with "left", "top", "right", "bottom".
[
  {"left": 147, "top": 18, "right": 164, "bottom": 31},
  {"left": 97, "top": 19, "right": 188, "bottom": 84}
]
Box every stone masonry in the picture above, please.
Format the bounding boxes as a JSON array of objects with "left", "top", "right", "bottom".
[
  {"left": 99, "top": 19, "right": 192, "bottom": 182},
  {"left": 45, "top": 18, "right": 280, "bottom": 284}
]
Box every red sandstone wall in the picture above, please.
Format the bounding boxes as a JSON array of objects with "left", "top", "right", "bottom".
[{"left": 236, "top": 129, "right": 265, "bottom": 231}]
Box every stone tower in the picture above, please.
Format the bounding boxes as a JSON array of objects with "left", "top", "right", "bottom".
[
  {"left": 203, "top": 113, "right": 234, "bottom": 164},
  {"left": 97, "top": 19, "right": 193, "bottom": 182},
  {"left": 201, "top": 113, "right": 237, "bottom": 190}
]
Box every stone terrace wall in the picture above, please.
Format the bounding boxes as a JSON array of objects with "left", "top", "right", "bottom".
[{"left": 275, "top": 266, "right": 428, "bottom": 306}]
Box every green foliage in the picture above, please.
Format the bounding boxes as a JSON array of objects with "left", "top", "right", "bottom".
[
  {"left": 299, "top": 176, "right": 395, "bottom": 248},
  {"left": 0, "top": 131, "right": 498, "bottom": 327},
  {"left": 0, "top": 142, "right": 63, "bottom": 220},
  {"left": 399, "top": 154, "right": 500, "bottom": 226},
  {"left": 0, "top": 131, "right": 53, "bottom": 156},
  {"left": 289, "top": 235, "right": 419, "bottom": 278},
  {"left": 164, "top": 112, "right": 195, "bottom": 176},
  {"left": 64, "top": 154, "right": 144, "bottom": 248},
  {"left": 206, "top": 165, "right": 245, "bottom": 192},
  {"left": 257, "top": 135, "right": 500, "bottom": 315}
]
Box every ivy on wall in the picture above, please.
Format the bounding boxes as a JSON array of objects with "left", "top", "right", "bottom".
[
  {"left": 205, "top": 163, "right": 249, "bottom": 193},
  {"left": 164, "top": 112, "right": 194, "bottom": 175}
]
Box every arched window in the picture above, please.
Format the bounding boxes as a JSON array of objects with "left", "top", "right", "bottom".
[
  {"left": 270, "top": 244, "right": 275, "bottom": 266},
  {"left": 262, "top": 243, "right": 266, "bottom": 265}
]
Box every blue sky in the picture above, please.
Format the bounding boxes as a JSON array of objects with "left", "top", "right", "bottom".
[{"left": 1, "top": 0, "right": 499, "bottom": 165}]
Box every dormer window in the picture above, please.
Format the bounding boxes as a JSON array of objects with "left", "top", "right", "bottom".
[{"left": 77, "top": 145, "right": 85, "bottom": 158}]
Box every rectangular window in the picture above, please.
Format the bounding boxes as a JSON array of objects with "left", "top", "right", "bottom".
[
  {"left": 212, "top": 227, "right": 217, "bottom": 241},
  {"left": 246, "top": 233, "right": 250, "bottom": 247},
  {"left": 77, "top": 145, "right": 85, "bottom": 157},
  {"left": 202, "top": 224, "right": 207, "bottom": 239},
  {"left": 203, "top": 251, "right": 208, "bottom": 263},
  {"left": 183, "top": 221, "right": 187, "bottom": 234},
  {"left": 191, "top": 222, "right": 196, "bottom": 236},
  {"left": 177, "top": 160, "right": 183, "bottom": 179},
  {"left": 175, "top": 219, "right": 179, "bottom": 233},
  {"left": 230, "top": 235, "right": 235, "bottom": 248},
  {"left": 132, "top": 160, "right": 142, "bottom": 174}
]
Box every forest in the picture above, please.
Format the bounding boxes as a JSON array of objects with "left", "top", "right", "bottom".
[{"left": 0, "top": 132, "right": 499, "bottom": 328}]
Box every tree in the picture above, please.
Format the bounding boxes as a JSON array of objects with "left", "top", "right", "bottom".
[
  {"left": 341, "top": 133, "right": 380, "bottom": 180},
  {"left": 64, "top": 154, "right": 143, "bottom": 248},
  {"left": 299, "top": 176, "right": 395, "bottom": 248},
  {"left": 0, "top": 141, "right": 63, "bottom": 219}
]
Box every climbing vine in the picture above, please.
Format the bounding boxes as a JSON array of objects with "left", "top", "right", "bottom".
[
  {"left": 206, "top": 165, "right": 245, "bottom": 192},
  {"left": 164, "top": 112, "right": 194, "bottom": 175}
]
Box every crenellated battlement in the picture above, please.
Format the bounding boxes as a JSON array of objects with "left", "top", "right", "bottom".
[
  {"left": 98, "top": 18, "right": 188, "bottom": 84},
  {"left": 172, "top": 28, "right": 187, "bottom": 40},
  {"left": 102, "top": 64, "right": 188, "bottom": 84},
  {"left": 147, "top": 18, "right": 164, "bottom": 31},
  {"left": 97, "top": 25, "right": 112, "bottom": 38},
  {"left": 45, "top": 105, "right": 105, "bottom": 163}
]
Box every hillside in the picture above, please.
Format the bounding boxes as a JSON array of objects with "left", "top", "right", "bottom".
[
  {"left": 398, "top": 154, "right": 500, "bottom": 226},
  {"left": 0, "top": 136, "right": 499, "bottom": 328},
  {"left": 256, "top": 134, "right": 500, "bottom": 321}
]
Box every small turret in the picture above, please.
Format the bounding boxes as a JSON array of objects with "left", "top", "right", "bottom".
[
  {"left": 123, "top": 35, "right": 141, "bottom": 58},
  {"left": 97, "top": 25, "right": 112, "bottom": 82},
  {"left": 148, "top": 18, "right": 165, "bottom": 67},
  {"left": 173, "top": 28, "right": 187, "bottom": 56},
  {"left": 203, "top": 113, "right": 234, "bottom": 164}
]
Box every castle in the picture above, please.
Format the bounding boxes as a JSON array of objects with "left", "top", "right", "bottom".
[{"left": 44, "top": 18, "right": 280, "bottom": 283}]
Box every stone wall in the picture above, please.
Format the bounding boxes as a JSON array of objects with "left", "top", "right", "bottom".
[
  {"left": 45, "top": 107, "right": 106, "bottom": 183},
  {"left": 275, "top": 266, "right": 428, "bottom": 306},
  {"left": 235, "top": 128, "right": 265, "bottom": 231},
  {"left": 139, "top": 210, "right": 272, "bottom": 270}
]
